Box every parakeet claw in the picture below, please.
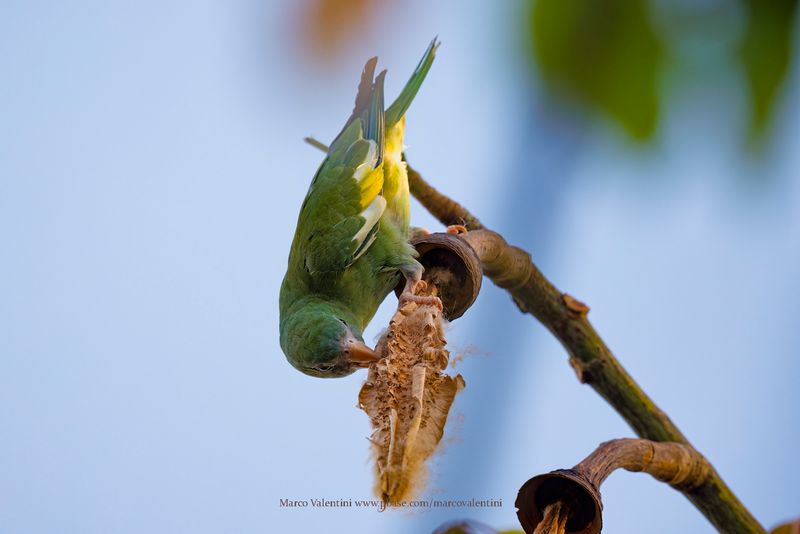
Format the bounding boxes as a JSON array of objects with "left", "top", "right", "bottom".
[
  {"left": 446, "top": 224, "right": 468, "bottom": 235},
  {"left": 399, "top": 279, "right": 443, "bottom": 311},
  {"left": 408, "top": 226, "right": 431, "bottom": 239},
  {"left": 400, "top": 293, "right": 443, "bottom": 311}
]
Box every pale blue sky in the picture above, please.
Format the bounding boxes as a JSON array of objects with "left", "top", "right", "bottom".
[{"left": 1, "top": 1, "right": 798, "bottom": 533}]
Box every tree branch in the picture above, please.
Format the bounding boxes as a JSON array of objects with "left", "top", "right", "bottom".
[
  {"left": 574, "top": 438, "right": 710, "bottom": 491},
  {"left": 518, "top": 438, "right": 713, "bottom": 534},
  {"left": 405, "top": 162, "right": 764, "bottom": 533}
]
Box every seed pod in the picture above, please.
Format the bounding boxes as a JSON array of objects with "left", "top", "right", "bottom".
[{"left": 395, "top": 232, "right": 483, "bottom": 320}]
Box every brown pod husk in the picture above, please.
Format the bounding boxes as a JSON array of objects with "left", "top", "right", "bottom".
[
  {"left": 358, "top": 290, "right": 465, "bottom": 502},
  {"left": 395, "top": 232, "right": 482, "bottom": 321},
  {"left": 516, "top": 470, "right": 603, "bottom": 534}
]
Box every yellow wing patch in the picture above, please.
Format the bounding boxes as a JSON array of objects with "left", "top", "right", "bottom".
[{"left": 359, "top": 166, "right": 384, "bottom": 211}]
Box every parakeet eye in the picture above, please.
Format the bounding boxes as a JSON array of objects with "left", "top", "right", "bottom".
[{"left": 315, "top": 363, "right": 334, "bottom": 373}]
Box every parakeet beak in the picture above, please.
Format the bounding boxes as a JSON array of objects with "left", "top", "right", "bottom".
[{"left": 345, "top": 338, "right": 380, "bottom": 367}]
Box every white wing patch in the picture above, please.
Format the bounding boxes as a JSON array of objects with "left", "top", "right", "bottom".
[
  {"left": 352, "top": 139, "right": 379, "bottom": 182},
  {"left": 352, "top": 195, "right": 386, "bottom": 261}
]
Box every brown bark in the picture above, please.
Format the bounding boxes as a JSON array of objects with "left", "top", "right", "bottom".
[{"left": 574, "top": 438, "right": 710, "bottom": 491}]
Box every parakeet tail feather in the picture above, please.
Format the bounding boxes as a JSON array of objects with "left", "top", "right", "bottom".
[
  {"left": 366, "top": 70, "right": 386, "bottom": 166},
  {"left": 385, "top": 37, "right": 439, "bottom": 127},
  {"left": 329, "top": 56, "right": 378, "bottom": 154}
]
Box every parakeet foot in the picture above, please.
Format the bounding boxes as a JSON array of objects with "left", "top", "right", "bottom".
[
  {"left": 408, "top": 226, "right": 431, "bottom": 240},
  {"left": 399, "top": 279, "right": 443, "bottom": 311},
  {"left": 446, "top": 224, "right": 468, "bottom": 235}
]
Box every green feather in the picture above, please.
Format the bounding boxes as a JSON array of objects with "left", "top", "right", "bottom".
[{"left": 385, "top": 37, "right": 439, "bottom": 127}]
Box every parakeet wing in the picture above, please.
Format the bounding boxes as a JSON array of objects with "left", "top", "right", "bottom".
[{"left": 294, "top": 62, "right": 387, "bottom": 275}]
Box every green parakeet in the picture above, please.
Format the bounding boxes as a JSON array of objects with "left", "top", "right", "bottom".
[{"left": 279, "top": 39, "right": 440, "bottom": 378}]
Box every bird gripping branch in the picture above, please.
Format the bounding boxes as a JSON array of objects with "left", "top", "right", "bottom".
[{"left": 279, "top": 39, "right": 440, "bottom": 378}]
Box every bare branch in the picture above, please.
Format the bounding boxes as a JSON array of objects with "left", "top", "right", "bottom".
[
  {"left": 576, "top": 438, "right": 710, "bottom": 490},
  {"left": 518, "top": 438, "right": 713, "bottom": 534}
]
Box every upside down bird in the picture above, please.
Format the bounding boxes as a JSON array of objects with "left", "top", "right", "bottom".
[{"left": 279, "top": 40, "right": 441, "bottom": 378}]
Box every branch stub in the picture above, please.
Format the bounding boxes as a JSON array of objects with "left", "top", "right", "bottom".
[
  {"left": 516, "top": 469, "right": 603, "bottom": 534},
  {"left": 395, "top": 232, "right": 483, "bottom": 320}
]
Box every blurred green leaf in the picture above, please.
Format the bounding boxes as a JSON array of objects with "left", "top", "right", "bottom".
[
  {"left": 528, "top": 0, "right": 664, "bottom": 140},
  {"left": 738, "top": 0, "right": 798, "bottom": 143}
]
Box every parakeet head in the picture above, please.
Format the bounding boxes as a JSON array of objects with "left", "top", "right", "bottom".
[{"left": 279, "top": 300, "right": 379, "bottom": 378}]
